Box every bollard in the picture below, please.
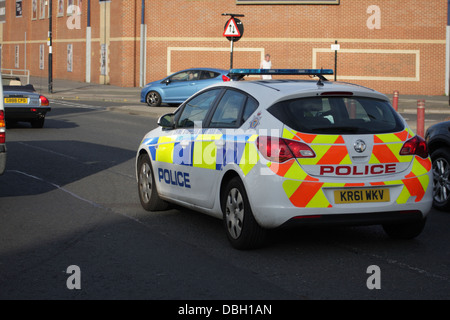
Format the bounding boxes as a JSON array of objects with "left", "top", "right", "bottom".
[
  {"left": 392, "top": 90, "right": 399, "bottom": 111},
  {"left": 416, "top": 99, "right": 425, "bottom": 137}
]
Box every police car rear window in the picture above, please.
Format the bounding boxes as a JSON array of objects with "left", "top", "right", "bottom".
[{"left": 268, "top": 96, "right": 404, "bottom": 134}]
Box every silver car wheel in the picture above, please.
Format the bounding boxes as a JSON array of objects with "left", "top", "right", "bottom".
[
  {"left": 225, "top": 188, "right": 244, "bottom": 239},
  {"left": 146, "top": 91, "right": 160, "bottom": 107},
  {"left": 433, "top": 157, "right": 450, "bottom": 204},
  {"left": 139, "top": 162, "right": 153, "bottom": 204}
]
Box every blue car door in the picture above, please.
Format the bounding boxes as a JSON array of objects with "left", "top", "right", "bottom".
[{"left": 163, "top": 70, "right": 200, "bottom": 102}]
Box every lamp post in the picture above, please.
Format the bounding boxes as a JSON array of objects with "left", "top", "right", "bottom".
[{"left": 48, "top": 0, "right": 53, "bottom": 93}]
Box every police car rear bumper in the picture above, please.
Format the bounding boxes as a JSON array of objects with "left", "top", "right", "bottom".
[
  {"left": 279, "top": 210, "right": 424, "bottom": 229},
  {"left": 244, "top": 169, "right": 433, "bottom": 229}
]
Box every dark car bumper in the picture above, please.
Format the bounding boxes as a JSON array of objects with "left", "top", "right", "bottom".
[{"left": 4, "top": 107, "right": 51, "bottom": 121}]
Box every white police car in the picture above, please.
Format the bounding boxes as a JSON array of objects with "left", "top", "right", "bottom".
[{"left": 136, "top": 69, "right": 433, "bottom": 249}]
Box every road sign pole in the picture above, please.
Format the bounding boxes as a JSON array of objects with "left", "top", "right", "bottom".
[
  {"left": 334, "top": 40, "right": 337, "bottom": 81},
  {"left": 230, "top": 37, "right": 234, "bottom": 69}
]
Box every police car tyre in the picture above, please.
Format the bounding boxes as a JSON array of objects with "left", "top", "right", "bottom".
[
  {"left": 31, "top": 117, "right": 45, "bottom": 128},
  {"left": 137, "top": 154, "right": 169, "bottom": 211},
  {"left": 146, "top": 91, "right": 162, "bottom": 107},
  {"left": 382, "top": 218, "right": 426, "bottom": 240},
  {"left": 431, "top": 148, "right": 450, "bottom": 211},
  {"left": 222, "top": 177, "right": 267, "bottom": 250}
]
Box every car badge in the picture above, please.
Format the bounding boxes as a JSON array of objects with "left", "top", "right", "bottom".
[{"left": 354, "top": 139, "right": 366, "bottom": 153}]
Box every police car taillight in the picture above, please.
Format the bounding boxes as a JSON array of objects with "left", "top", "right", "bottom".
[
  {"left": 0, "top": 110, "right": 5, "bottom": 144},
  {"left": 399, "top": 135, "right": 428, "bottom": 159},
  {"left": 256, "top": 136, "right": 316, "bottom": 163},
  {"left": 222, "top": 75, "right": 231, "bottom": 82}
]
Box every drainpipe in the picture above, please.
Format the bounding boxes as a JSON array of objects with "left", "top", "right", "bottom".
[{"left": 139, "top": 0, "right": 147, "bottom": 87}]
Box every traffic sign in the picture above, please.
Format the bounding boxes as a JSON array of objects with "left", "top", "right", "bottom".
[{"left": 223, "top": 18, "right": 244, "bottom": 41}]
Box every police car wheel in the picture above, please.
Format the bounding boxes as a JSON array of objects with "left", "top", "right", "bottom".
[
  {"left": 222, "top": 177, "right": 267, "bottom": 250},
  {"left": 382, "top": 218, "right": 426, "bottom": 240},
  {"left": 137, "top": 154, "right": 168, "bottom": 211},
  {"left": 431, "top": 148, "right": 450, "bottom": 211},
  {"left": 146, "top": 91, "right": 162, "bottom": 107}
]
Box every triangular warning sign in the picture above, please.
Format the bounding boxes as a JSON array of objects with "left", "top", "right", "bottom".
[{"left": 223, "top": 18, "right": 241, "bottom": 37}]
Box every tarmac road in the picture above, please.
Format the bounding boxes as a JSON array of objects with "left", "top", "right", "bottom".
[{"left": 0, "top": 98, "right": 449, "bottom": 301}]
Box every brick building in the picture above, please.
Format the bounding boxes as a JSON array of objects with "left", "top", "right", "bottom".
[{"left": 0, "top": 0, "right": 447, "bottom": 95}]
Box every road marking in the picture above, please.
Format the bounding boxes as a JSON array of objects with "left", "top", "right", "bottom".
[
  {"left": 50, "top": 99, "right": 106, "bottom": 110},
  {"left": 7, "top": 170, "right": 143, "bottom": 224},
  {"left": 337, "top": 243, "right": 450, "bottom": 283}
]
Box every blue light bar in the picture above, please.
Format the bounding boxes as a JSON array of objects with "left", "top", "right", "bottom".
[{"left": 229, "top": 68, "right": 334, "bottom": 76}]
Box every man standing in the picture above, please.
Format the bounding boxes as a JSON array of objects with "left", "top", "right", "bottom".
[{"left": 260, "top": 54, "right": 272, "bottom": 79}]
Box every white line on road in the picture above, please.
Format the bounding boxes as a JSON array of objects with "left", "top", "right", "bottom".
[
  {"left": 50, "top": 99, "right": 106, "bottom": 110},
  {"left": 7, "top": 170, "right": 144, "bottom": 224}
]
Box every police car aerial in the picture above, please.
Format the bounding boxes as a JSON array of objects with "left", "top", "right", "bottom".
[{"left": 136, "top": 69, "right": 432, "bottom": 249}]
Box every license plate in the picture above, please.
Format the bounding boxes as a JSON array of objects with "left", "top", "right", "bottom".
[
  {"left": 4, "top": 98, "right": 28, "bottom": 104},
  {"left": 334, "top": 188, "right": 390, "bottom": 204}
]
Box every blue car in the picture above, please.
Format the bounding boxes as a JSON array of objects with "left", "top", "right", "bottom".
[{"left": 140, "top": 68, "right": 230, "bottom": 107}]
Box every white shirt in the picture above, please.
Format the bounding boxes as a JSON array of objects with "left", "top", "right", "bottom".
[{"left": 261, "top": 59, "right": 272, "bottom": 79}]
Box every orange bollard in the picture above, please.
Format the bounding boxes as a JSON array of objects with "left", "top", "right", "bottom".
[
  {"left": 392, "top": 90, "right": 399, "bottom": 111},
  {"left": 416, "top": 99, "right": 425, "bottom": 137}
]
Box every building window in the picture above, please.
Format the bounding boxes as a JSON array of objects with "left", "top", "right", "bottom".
[
  {"left": 67, "top": 44, "right": 73, "bottom": 72},
  {"left": 57, "top": 0, "right": 64, "bottom": 16},
  {"left": 39, "top": 44, "right": 45, "bottom": 70},
  {"left": 31, "top": 0, "right": 37, "bottom": 20},
  {"left": 67, "top": 0, "right": 82, "bottom": 16},
  {"left": 15, "top": 0, "right": 23, "bottom": 18},
  {"left": 14, "top": 45, "right": 19, "bottom": 68},
  {"left": 67, "top": 0, "right": 73, "bottom": 15},
  {"left": 39, "top": 0, "right": 45, "bottom": 19}
]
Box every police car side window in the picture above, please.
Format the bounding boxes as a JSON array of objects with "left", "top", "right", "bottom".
[
  {"left": 177, "top": 89, "right": 221, "bottom": 128},
  {"left": 210, "top": 90, "right": 247, "bottom": 128},
  {"left": 242, "top": 96, "right": 259, "bottom": 123}
]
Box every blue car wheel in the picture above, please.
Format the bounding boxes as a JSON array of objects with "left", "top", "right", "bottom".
[{"left": 146, "top": 91, "right": 162, "bottom": 107}]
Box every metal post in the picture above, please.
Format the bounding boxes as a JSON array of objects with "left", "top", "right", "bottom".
[
  {"left": 334, "top": 40, "right": 337, "bottom": 81},
  {"left": 417, "top": 99, "right": 425, "bottom": 137},
  {"left": 139, "top": 0, "right": 146, "bottom": 87},
  {"left": 48, "top": 0, "right": 53, "bottom": 93},
  {"left": 86, "top": 0, "right": 91, "bottom": 83},
  {"left": 393, "top": 90, "right": 399, "bottom": 111},
  {"left": 24, "top": 32, "right": 26, "bottom": 77},
  {"left": 230, "top": 37, "right": 234, "bottom": 69}
]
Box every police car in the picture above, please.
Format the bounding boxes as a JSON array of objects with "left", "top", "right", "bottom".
[{"left": 136, "top": 69, "right": 433, "bottom": 249}]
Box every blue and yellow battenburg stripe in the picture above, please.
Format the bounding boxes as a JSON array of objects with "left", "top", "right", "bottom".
[{"left": 142, "top": 131, "right": 260, "bottom": 175}]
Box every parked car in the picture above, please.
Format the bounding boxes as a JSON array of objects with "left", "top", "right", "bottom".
[
  {"left": 140, "top": 68, "right": 230, "bottom": 107},
  {"left": 2, "top": 81, "right": 51, "bottom": 128},
  {"left": 136, "top": 68, "right": 432, "bottom": 249},
  {"left": 425, "top": 120, "right": 450, "bottom": 210},
  {"left": 0, "top": 78, "right": 6, "bottom": 175}
]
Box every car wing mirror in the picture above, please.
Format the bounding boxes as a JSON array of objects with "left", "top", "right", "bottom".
[
  {"left": 164, "top": 79, "right": 171, "bottom": 85},
  {"left": 157, "top": 113, "right": 175, "bottom": 129}
]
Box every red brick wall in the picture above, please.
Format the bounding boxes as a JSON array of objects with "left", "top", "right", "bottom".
[{"left": 1, "top": 0, "right": 446, "bottom": 95}]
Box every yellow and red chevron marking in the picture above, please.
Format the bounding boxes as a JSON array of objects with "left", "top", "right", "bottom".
[
  {"left": 370, "top": 129, "right": 415, "bottom": 164},
  {"left": 276, "top": 127, "right": 430, "bottom": 208}
]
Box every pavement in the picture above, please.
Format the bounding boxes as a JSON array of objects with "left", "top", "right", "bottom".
[{"left": 28, "top": 75, "right": 450, "bottom": 130}]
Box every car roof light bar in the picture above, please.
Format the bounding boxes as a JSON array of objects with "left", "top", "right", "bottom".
[{"left": 229, "top": 68, "right": 334, "bottom": 81}]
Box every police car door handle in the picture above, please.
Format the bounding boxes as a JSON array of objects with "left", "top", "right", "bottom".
[
  {"left": 180, "top": 140, "right": 190, "bottom": 148},
  {"left": 215, "top": 140, "right": 225, "bottom": 147}
]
